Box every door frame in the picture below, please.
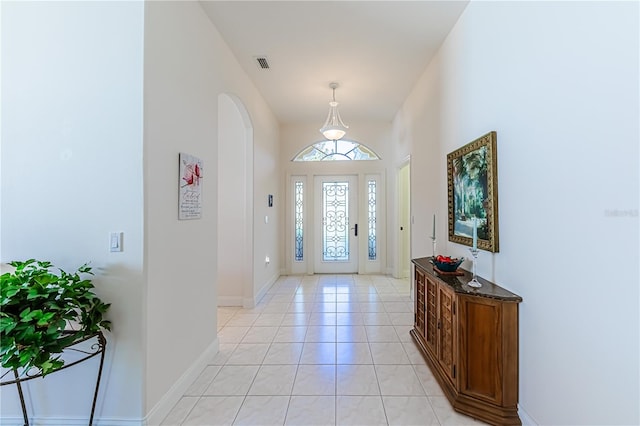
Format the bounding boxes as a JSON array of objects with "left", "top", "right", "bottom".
[
  {"left": 396, "top": 157, "right": 411, "bottom": 279},
  {"left": 285, "top": 166, "right": 385, "bottom": 275},
  {"left": 314, "top": 175, "right": 359, "bottom": 274}
]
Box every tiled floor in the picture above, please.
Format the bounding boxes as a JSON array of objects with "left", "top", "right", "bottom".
[{"left": 162, "top": 274, "right": 486, "bottom": 425}]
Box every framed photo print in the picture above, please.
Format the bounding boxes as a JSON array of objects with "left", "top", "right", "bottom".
[{"left": 447, "top": 131, "right": 499, "bottom": 252}]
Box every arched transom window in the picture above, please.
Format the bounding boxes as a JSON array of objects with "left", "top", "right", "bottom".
[{"left": 293, "top": 139, "right": 380, "bottom": 161}]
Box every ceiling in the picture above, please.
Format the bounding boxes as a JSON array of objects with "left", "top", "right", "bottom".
[{"left": 200, "top": 1, "right": 469, "bottom": 125}]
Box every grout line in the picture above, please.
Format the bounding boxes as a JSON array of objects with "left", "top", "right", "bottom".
[{"left": 166, "top": 275, "right": 446, "bottom": 425}]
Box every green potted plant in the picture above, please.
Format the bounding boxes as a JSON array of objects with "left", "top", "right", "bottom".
[{"left": 0, "top": 259, "right": 111, "bottom": 377}]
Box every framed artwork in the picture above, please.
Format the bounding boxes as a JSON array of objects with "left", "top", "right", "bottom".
[
  {"left": 447, "top": 131, "right": 499, "bottom": 252},
  {"left": 178, "top": 152, "right": 203, "bottom": 220}
]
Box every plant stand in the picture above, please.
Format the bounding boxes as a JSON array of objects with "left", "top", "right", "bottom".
[{"left": 0, "top": 330, "right": 107, "bottom": 426}]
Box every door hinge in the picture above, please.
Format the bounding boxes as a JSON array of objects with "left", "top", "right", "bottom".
[
  {"left": 437, "top": 320, "right": 441, "bottom": 330},
  {"left": 453, "top": 301, "right": 456, "bottom": 315},
  {"left": 453, "top": 364, "right": 456, "bottom": 378}
]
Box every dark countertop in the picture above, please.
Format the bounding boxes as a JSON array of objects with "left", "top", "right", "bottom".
[{"left": 412, "top": 257, "right": 522, "bottom": 302}]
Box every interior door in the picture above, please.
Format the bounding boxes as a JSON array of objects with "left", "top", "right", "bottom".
[{"left": 314, "top": 175, "right": 358, "bottom": 273}]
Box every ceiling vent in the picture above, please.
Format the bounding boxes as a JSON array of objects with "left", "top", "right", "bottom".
[{"left": 254, "top": 56, "right": 270, "bottom": 70}]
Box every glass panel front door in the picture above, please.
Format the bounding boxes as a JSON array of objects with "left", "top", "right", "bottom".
[{"left": 315, "top": 176, "right": 358, "bottom": 273}]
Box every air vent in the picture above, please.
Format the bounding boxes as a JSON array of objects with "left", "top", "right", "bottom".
[{"left": 255, "top": 56, "right": 270, "bottom": 70}]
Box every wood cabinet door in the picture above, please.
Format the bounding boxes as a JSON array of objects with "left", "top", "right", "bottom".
[
  {"left": 424, "top": 276, "right": 438, "bottom": 356},
  {"left": 457, "top": 295, "right": 503, "bottom": 405},
  {"left": 414, "top": 269, "right": 426, "bottom": 340},
  {"left": 437, "top": 283, "right": 456, "bottom": 384}
]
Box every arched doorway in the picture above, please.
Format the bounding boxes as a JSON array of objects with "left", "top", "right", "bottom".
[{"left": 217, "top": 93, "right": 254, "bottom": 307}]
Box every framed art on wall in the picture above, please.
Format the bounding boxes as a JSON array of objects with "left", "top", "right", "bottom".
[
  {"left": 179, "top": 152, "right": 203, "bottom": 220},
  {"left": 447, "top": 131, "right": 499, "bottom": 252}
]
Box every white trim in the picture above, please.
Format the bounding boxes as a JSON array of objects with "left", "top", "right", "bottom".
[
  {"left": 361, "top": 173, "right": 385, "bottom": 274},
  {"left": 144, "top": 338, "right": 219, "bottom": 426},
  {"left": 246, "top": 271, "right": 279, "bottom": 308},
  {"left": 288, "top": 175, "right": 308, "bottom": 275},
  {"left": 291, "top": 138, "right": 381, "bottom": 162},
  {"left": 217, "top": 296, "right": 244, "bottom": 307},
  {"left": 395, "top": 157, "right": 411, "bottom": 279},
  {"left": 98, "top": 418, "right": 144, "bottom": 426},
  {"left": 0, "top": 416, "right": 145, "bottom": 426},
  {"left": 285, "top": 161, "right": 387, "bottom": 276},
  {"left": 518, "top": 404, "right": 538, "bottom": 426},
  {"left": 314, "top": 175, "right": 359, "bottom": 274}
]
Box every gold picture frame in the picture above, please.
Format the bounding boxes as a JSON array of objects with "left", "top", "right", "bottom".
[{"left": 447, "top": 131, "right": 499, "bottom": 252}]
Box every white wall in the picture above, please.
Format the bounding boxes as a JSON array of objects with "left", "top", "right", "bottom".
[
  {"left": 393, "top": 2, "right": 639, "bottom": 424},
  {"left": 1, "top": 1, "right": 145, "bottom": 423},
  {"left": 143, "top": 1, "right": 280, "bottom": 420},
  {"left": 217, "top": 94, "right": 250, "bottom": 306},
  {"left": 250, "top": 93, "right": 281, "bottom": 305},
  {"left": 2, "top": 1, "right": 281, "bottom": 424}
]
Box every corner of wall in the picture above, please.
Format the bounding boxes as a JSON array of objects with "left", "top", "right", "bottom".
[
  {"left": 518, "top": 404, "right": 538, "bottom": 426},
  {"left": 144, "top": 338, "right": 219, "bottom": 426},
  {"left": 248, "top": 271, "right": 280, "bottom": 308}
]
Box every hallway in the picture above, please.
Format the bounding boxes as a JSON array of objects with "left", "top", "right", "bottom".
[{"left": 161, "top": 275, "right": 484, "bottom": 425}]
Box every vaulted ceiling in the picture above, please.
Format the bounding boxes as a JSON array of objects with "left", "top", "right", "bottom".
[{"left": 200, "top": 1, "right": 469, "bottom": 125}]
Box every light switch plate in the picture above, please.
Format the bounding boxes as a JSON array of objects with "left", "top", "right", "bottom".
[{"left": 110, "top": 232, "right": 123, "bottom": 252}]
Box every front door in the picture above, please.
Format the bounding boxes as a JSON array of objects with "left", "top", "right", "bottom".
[{"left": 314, "top": 175, "right": 358, "bottom": 273}]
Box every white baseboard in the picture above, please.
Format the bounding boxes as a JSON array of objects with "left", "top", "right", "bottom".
[
  {"left": 247, "top": 272, "right": 280, "bottom": 307},
  {"left": 144, "top": 338, "right": 219, "bottom": 426},
  {"left": 97, "top": 417, "right": 144, "bottom": 426},
  {"left": 0, "top": 416, "right": 26, "bottom": 426},
  {"left": 217, "top": 296, "right": 243, "bottom": 307},
  {"left": 0, "top": 416, "right": 144, "bottom": 426},
  {"left": 96, "top": 417, "right": 145, "bottom": 426},
  {"left": 519, "top": 403, "right": 538, "bottom": 425}
]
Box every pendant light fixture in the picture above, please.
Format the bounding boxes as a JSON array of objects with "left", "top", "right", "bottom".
[{"left": 320, "top": 82, "right": 349, "bottom": 140}]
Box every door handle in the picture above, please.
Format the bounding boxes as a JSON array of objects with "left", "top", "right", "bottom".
[{"left": 351, "top": 223, "right": 358, "bottom": 236}]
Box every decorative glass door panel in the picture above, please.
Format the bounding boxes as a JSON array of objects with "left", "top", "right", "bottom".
[
  {"left": 322, "top": 181, "right": 349, "bottom": 261},
  {"left": 314, "top": 176, "right": 358, "bottom": 273}
]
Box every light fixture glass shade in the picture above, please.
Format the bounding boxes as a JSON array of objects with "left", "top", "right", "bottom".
[
  {"left": 320, "top": 88, "right": 348, "bottom": 140},
  {"left": 321, "top": 126, "right": 346, "bottom": 141}
]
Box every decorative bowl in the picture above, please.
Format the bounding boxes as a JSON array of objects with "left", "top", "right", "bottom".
[{"left": 432, "top": 256, "right": 464, "bottom": 272}]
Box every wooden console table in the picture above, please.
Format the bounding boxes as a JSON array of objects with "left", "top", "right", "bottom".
[
  {"left": 0, "top": 330, "right": 107, "bottom": 426},
  {"left": 411, "top": 257, "right": 522, "bottom": 426}
]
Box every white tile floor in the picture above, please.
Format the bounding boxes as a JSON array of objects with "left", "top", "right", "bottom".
[{"left": 162, "top": 274, "right": 486, "bottom": 426}]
